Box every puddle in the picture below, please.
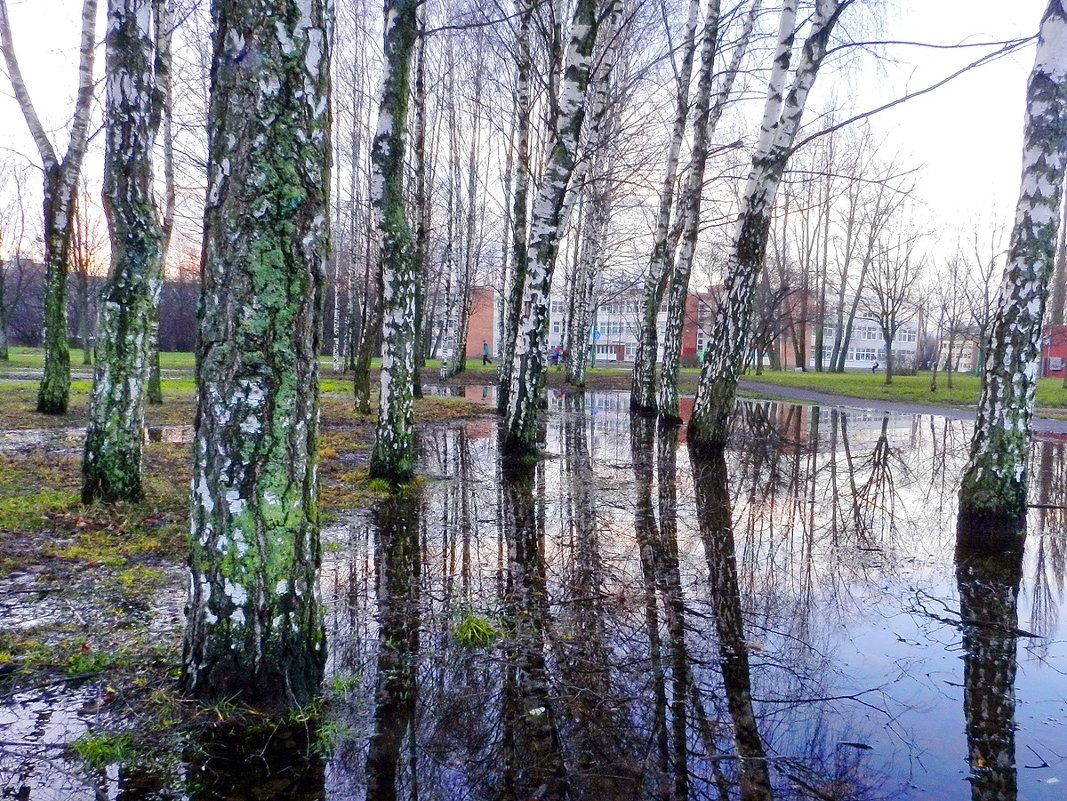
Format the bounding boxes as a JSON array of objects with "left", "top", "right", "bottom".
[
  {"left": 0, "top": 426, "right": 194, "bottom": 453},
  {"left": 4, "top": 392, "right": 1067, "bottom": 799}
]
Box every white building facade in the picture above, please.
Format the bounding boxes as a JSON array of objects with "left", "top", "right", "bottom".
[{"left": 810, "top": 315, "right": 919, "bottom": 370}]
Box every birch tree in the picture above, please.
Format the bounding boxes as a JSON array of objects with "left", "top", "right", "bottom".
[
  {"left": 629, "top": 0, "right": 701, "bottom": 413},
  {"left": 146, "top": 0, "right": 175, "bottom": 406},
  {"left": 497, "top": 0, "right": 535, "bottom": 414},
  {"left": 689, "top": 0, "right": 852, "bottom": 449},
  {"left": 959, "top": 0, "right": 1067, "bottom": 533},
  {"left": 0, "top": 0, "right": 98, "bottom": 413},
  {"left": 501, "top": 0, "right": 603, "bottom": 456},
  {"left": 82, "top": 0, "right": 166, "bottom": 504},
  {"left": 183, "top": 0, "right": 332, "bottom": 706},
  {"left": 659, "top": 0, "right": 759, "bottom": 421},
  {"left": 368, "top": 0, "right": 420, "bottom": 483}
]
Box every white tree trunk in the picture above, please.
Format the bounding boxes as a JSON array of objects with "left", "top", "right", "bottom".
[
  {"left": 502, "top": 0, "right": 602, "bottom": 456},
  {"left": 959, "top": 0, "right": 1067, "bottom": 533},
  {"left": 82, "top": 0, "right": 164, "bottom": 504},
  {"left": 690, "top": 0, "right": 849, "bottom": 449}
]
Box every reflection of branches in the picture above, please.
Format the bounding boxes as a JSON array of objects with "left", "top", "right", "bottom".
[
  {"left": 552, "top": 394, "right": 641, "bottom": 797},
  {"left": 366, "top": 496, "right": 422, "bottom": 801},
  {"left": 500, "top": 461, "right": 568, "bottom": 800}
]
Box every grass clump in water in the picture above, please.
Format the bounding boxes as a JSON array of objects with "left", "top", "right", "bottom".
[{"left": 453, "top": 609, "right": 501, "bottom": 649}]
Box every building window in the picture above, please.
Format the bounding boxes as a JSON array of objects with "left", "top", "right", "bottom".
[{"left": 552, "top": 321, "right": 560, "bottom": 334}]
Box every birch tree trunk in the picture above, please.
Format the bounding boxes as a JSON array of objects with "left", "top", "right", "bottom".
[
  {"left": 147, "top": 0, "right": 174, "bottom": 407},
  {"left": 0, "top": 0, "right": 98, "bottom": 414},
  {"left": 566, "top": 184, "right": 609, "bottom": 387},
  {"left": 501, "top": 0, "right": 601, "bottom": 457},
  {"left": 411, "top": 18, "right": 427, "bottom": 399},
  {"left": 497, "top": 0, "right": 535, "bottom": 414},
  {"left": 658, "top": 0, "right": 724, "bottom": 421},
  {"left": 689, "top": 0, "right": 849, "bottom": 450},
  {"left": 659, "top": 0, "right": 759, "bottom": 420},
  {"left": 630, "top": 0, "right": 701, "bottom": 413},
  {"left": 82, "top": 0, "right": 165, "bottom": 504},
  {"left": 959, "top": 0, "right": 1067, "bottom": 532},
  {"left": 183, "top": 0, "right": 331, "bottom": 707},
  {"left": 368, "top": 0, "right": 419, "bottom": 483}
]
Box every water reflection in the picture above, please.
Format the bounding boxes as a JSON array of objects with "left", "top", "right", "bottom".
[
  {"left": 691, "top": 449, "right": 773, "bottom": 801},
  {"left": 955, "top": 543, "right": 1024, "bottom": 801},
  {"left": 11, "top": 393, "right": 1067, "bottom": 799},
  {"left": 365, "top": 497, "right": 421, "bottom": 801}
]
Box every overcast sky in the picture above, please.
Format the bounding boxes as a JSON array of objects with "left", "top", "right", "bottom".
[{"left": 0, "top": 0, "right": 1049, "bottom": 260}]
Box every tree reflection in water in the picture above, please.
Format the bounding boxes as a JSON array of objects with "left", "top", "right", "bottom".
[
  {"left": 691, "top": 447, "right": 774, "bottom": 801},
  {"left": 366, "top": 494, "right": 422, "bottom": 801},
  {"left": 955, "top": 538, "right": 1024, "bottom": 801},
  {"left": 306, "top": 394, "right": 1067, "bottom": 801}
]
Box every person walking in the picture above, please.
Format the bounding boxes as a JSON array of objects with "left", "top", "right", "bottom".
[{"left": 482, "top": 341, "right": 492, "bottom": 366}]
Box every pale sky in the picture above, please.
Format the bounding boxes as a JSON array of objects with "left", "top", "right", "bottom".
[{"left": 0, "top": 0, "right": 1050, "bottom": 260}]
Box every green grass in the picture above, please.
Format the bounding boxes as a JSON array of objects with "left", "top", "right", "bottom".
[{"left": 743, "top": 370, "right": 1067, "bottom": 410}]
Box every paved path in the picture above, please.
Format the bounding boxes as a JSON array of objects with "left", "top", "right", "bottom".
[{"left": 736, "top": 379, "right": 1067, "bottom": 435}]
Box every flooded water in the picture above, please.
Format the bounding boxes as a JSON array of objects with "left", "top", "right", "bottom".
[
  {"left": 0, "top": 425, "right": 194, "bottom": 453},
  {"left": 6, "top": 392, "right": 1067, "bottom": 799}
]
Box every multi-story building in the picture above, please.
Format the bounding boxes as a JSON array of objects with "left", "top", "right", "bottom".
[
  {"left": 809, "top": 315, "right": 919, "bottom": 370},
  {"left": 935, "top": 336, "right": 980, "bottom": 373},
  {"left": 546, "top": 290, "right": 718, "bottom": 364},
  {"left": 459, "top": 286, "right": 919, "bottom": 372}
]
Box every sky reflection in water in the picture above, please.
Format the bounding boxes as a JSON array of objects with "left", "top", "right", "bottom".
[{"left": 316, "top": 392, "right": 1067, "bottom": 801}]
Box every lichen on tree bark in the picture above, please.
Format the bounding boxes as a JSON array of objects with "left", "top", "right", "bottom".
[
  {"left": 368, "top": 0, "right": 420, "bottom": 484},
  {"left": 183, "top": 0, "right": 332, "bottom": 708},
  {"left": 82, "top": 0, "right": 164, "bottom": 504}
]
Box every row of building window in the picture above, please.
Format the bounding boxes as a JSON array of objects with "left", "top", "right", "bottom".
[{"left": 820, "top": 325, "right": 917, "bottom": 344}]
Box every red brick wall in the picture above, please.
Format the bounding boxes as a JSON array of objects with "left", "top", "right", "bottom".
[
  {"left": 1042, "top": 324, "right": 1067, "bottom": 376},
  {"left": 464, "top": 286, "right": 496, "bottom": 359}
]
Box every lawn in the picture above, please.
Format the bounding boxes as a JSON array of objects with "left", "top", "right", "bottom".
[{"left": 743, "top": 369, "right": 1067, "bottom": 410}]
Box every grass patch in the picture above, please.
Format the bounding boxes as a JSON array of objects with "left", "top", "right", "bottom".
[
  {"left": 70, "top": 731, "right": 137, "bottom": 770},
  {"left": 452, "top": 609, "right": 501, "bottom": 649},
  {"left": 742, "top": 370, "right": 1067, "bottom": 410}
]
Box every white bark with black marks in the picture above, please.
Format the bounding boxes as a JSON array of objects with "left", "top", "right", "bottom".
[
  {"left": 959, "top": 0, "right": 1067, "bottom": 531},
  {"left": 502, "top": 0, "right": 602, "bottom": 456},
  {"left": 183, "top": 0, "right": 332, "bottom": 708},
  {"left": 690, "top": 0, "right": 850, "bottom": 449}
]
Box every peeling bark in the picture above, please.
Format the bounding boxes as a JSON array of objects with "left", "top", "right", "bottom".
[
  {"left": 183, "top": 0, "right": 331, "bottom": 707},
  {"left": 959, "top": 0, "right": 1067, "bottom": 530}
]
